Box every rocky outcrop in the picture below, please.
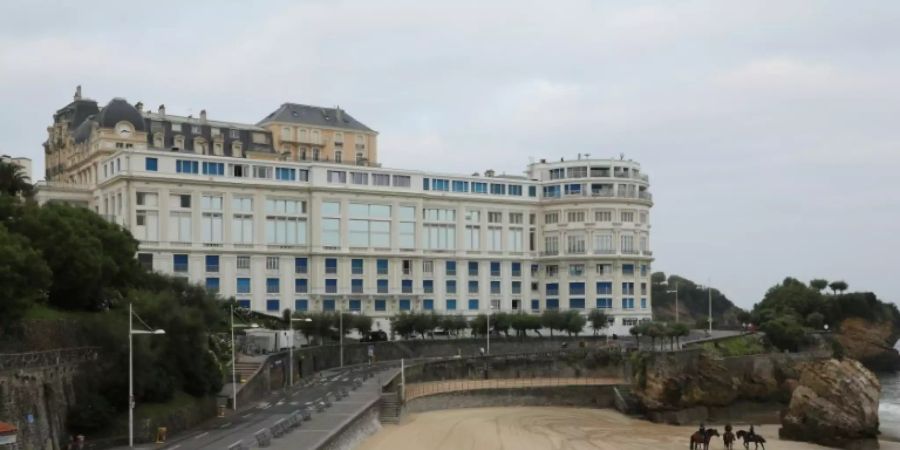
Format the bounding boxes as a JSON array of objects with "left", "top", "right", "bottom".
[
  {"left": 836, "top": 318, "right": 900, "bottom": 372},
  {"left": 780, "top": 358, "right": 880, "bottom": 449}
]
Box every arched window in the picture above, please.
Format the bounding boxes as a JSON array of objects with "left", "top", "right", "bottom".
[
  {"left": 153, "top": 132, "right": 164, "bottom": 148},
  {"left": 232, "top": 141, "right": 243, "bottom": 158},
  {"left": 174, "top": 135, "right": 185, "bottom": 149}
]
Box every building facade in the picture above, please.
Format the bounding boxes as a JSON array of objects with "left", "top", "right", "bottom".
[{"left": 38, "top": 90, "right": 653, "bottom": 335}]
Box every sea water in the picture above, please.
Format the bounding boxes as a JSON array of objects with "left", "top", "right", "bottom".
[{"left": 880, "top": 344, "right": 900, "bottom": 440}]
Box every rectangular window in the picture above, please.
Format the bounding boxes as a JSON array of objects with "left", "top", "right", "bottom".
[
  {"left": 490, "top": 261, "right": 501, "bottom": 277},
  {"left": 446, "top": 280, "right": 457, "bottom": 294},
  {"left": 237, "top": 256, "right": 251, "bottom": 270},
  {"left": 565, "top": 184, "right": 582, "bottom": 195},
  {"left": 567, "top": 211, "right": 585, "bottom": 223},
  {"left": 531, "top": 299, "right": 540, "bottom": 311},
  {"left": 352, "top": 279, "right": 363, "bottom": 293},
  {"left": 377, "top": 259, "right": 388, "bottom": 275},
  {"left": 595, "top": 210, "right": 613, "bottom": 222},
  {"left": 472, "top": 182, "right": 487, "bottom": 193},
  {"left": 641, "top": 298, "right": 647, "bottom": 309},
  {"left": 596, "top": 264, "right": 612, "bottom": 275},
  {"left": 295, "top": 299, "right": 308, "bottom": 311},
  {"left": 377, "top": 279, "right": 388, "bottom": 294},
  {"left": 446, "top": 261, "right": 457, "bottom": 276},
  {"left": 431, "top": 178, "right": 450, "bottom": 191},
  {"left": 468, "top": 299, "right": 479, "bottom": 310},
  {"left": 508, "top": 185, "right": 522, "bottom": 196},
  {"left": 423, "top": 260, "right": 434, "bottom": 274},
  {"left": 323, "top": 299, "right": 336, "bottom": 311},
  {"left": 528, "top": 186, "right": 537, "bottom": 197},
  {"left": 236, "top": 278, "right": 251, "bottom": 294},
  {"left": 512, "top": 281, "right": 521, "bottom": 294},
  {"left": 399, "top": 299, "right": 411, "bottom": 311},
  {"left": 327, "top": 170, "right": 346, "bottom": 183},
  {"left": 402, "top": 279, "right": 413, "bottom": 294},
  {"left": 374, "top": 299, "right": 386, "bottom": 312},
  {"left": 446, "top": 299, "right": 457, "bottom": 311},
  {"left": 351, "top": 259, "right": 364, "bottom": 275},
  {"left": 295, "top": 257, "right": 308, "bottom": 274},
  {"left": 350, "top": 172, "right": 368, "bottom": 185},
  {"left": 266, "top": 299, "right": 280, "bottom": 312},
  {"left": 295, "top": 278, "right": 308, "bottom": 293},
  {"left": 266, "top": 256, "right": 279, "bottom": 271},
  {"left": 372, "top": 173, "right": 390, "bottom": 186},
  {"left": 349, "top": 299, "right": 362, "bottom": 312},
  {"left": 452, "top": 180, "right": 469, "bottom": 192},
  {"left": 202, "top": 162, "right": 225, "bottom": 176},
  {"left": 468, "top": 261, "right": 479, "bottom": 276},
  {"left": 623, "top": 298, "right": 635, "bottom": 309},
  {"left": 325, "top": 258, "right": 338, "bottom": 274},
  {"left": 423, "top": 280, "right": 434, "bottom": 294},
  {"left": 570, "top": 298, "right": 585, "bottom": 309},
  {"left": 468, "top": 280, "right": 479, "bottom": 293},
  {"left": 392, "top": 175, "right": 411, "bottom": 187},
  {"left": 543, "top": 185, "right": 561, "bottom": 198},
  {"left": 597, "top": 282, "right": 613, "bottom": 295},
  {"left": 489, "top": 183, "right": 505, "bottom": 195},
  {"left": 596, "top": 298, "right": 613, "bottom": 309},
  {"left": 546, "top": 283, "right": 559, "bottom": 296},
  {"left": 423, "top": 224, "right": 455, "bottom": 250},
  {"left": 175, "top": 160, "right": 199, "bottom": 174},
  {"left": 275, "top": 167, "right": 296, "bottom": 181},
  {"left": 511, "top": 262, "right": 521, "bottom": 277},
  {"left": 544, "top": 213, "right": 559, "bottom": 224},
  {"left": 569, "top": 264, "right": 585, "bottom": 277},
  {"left": 465, "top": 225, "right": 480, "bottom": 250},
  {"left": 237, "top": 299, "right": 251, "bottom": 309},
  {"left": 266, "top": 278, "right": 279, "bottom": 294},
  {"left": 205, "top": 255, "right": 219, "bottom": 272},
  {"left": 173, "top": 254, "right": 188, "bottom": 272},
  {"left": 205, "top": 277, "right": 220, "bottom": 293},
  {"left": 546, "top": 298, "right": 559, "bottom": 310},
  {"left": 145, "top": 157, "right": 158, "bottom": 172},
  {"left": 622, "top": 282, "right": 635, "bottom": 295},
  {"left": 325, "top": 279, "right": 338, "bottom": 294},
  {"left": 569, "top": 282, "right": 586, "bottom": 295},
  {"left": 423, "top": 299, "right": 434, "bottom": 310},
  {"left": 622, "top": 264, "right": 635, "bottom": 275},
  {"left": 490, "top": 280, "right": 501, "bottom": 294}
]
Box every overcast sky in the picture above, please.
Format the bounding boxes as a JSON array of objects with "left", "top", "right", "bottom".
[{"left": 2, "top": 1, "right": 898, "bottom": 309}]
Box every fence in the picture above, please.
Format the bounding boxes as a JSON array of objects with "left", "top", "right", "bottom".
[
  {"left": 404, "top": 375, "right": 624, "bottom": 400},
  {"left": 0, "top": 346, "right": 100, "bottom": 372}
]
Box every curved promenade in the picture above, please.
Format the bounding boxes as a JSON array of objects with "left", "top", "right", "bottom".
[{"left": 405, "top": 376, "right": 624, "bottom": 400}]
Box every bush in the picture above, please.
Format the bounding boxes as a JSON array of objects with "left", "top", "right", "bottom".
[{"left": 760, "top": 315, "right": 808, "bottom": 352}]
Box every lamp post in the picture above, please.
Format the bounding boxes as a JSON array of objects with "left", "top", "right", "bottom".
[
  {"left": 289, "top": 314, "right": 312, "bottom": 387},
  {"left": 666, "top": 282, "right": 679, "bottom": 323},
  {"left": 230, "top": 305, "right": 258, "bottom": 410},
  {"left": 707, "top": 281, "right": 713, "bottom": 334},
  {"left": 486, "top": 304, "right": 494, "bottom": 355},
  {"left": 129, "top": 303, "right": 165, "bottom": 449}
]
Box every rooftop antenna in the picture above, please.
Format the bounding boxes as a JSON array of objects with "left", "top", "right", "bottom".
[
  {"left": 619, "top": 153, "right": 625, "bottom": 160},
  {"left": 584, "top": 153, "right": 591, "bottom": 159}
]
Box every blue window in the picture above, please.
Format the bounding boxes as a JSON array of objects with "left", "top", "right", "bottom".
[
  {"left": 351, "top": 259, "right": 364, "bottom": 275},
  {"left": 543, "top": 185, "right": 561, "bottom": 198},
  {"left": 446, "top": 280, "right": 457, "bottom": 294},
  {"left": 351, "top": 279, "right": 363, "bottom": 293},
  {"left": 452, "top": 180, "right": 469, "bottom": 192},
  {"left": 468, "top": 299, "right": 479, "bottom": 310},
  {"left": 570, "top": 298, "right": 585, "bottom": 309},
  {"left": 423, "top": 177, "right": 430, "bottom": 190},
  {"left": 468, "top": 261, "right": 478, "bottom": 276},
  {"left": 295, "top": 278, "right": 308, "bottom": 293},
  {"left": 275, "top": 167, "right": 296, "bottom": 181},
  {"left": 508, "top": 185, "right": 523, "bottom": 196},
  {"left": 472, "top": 182, "right": 487, "bottom": 193},
  {"left": 547, "top": 298, "right": 559, "bottom": 310},
  {"left": 377, "top": 279, "right": 388, "bottom": 294},
  {"left": 622, "top": 264, "right": 635, "bottom": 275},
  {"left": 323, "top": 299, "right": 336, "bottom": 311},
  {"left": 423, "top": 299, "right": 434, "bottom": 310},
  {"left": 325, "top": 279, "right": 337, "bottom": 294},
  {"left": 377, "top": 259, "right": 388, "bottom": 275},
  {"left": 202, "top": 162, "right": 225, "bottom": 176},
  {"left": 173, "top": 254, "right": 188, "bottom": 272},
  {"left": 641, "top": 265, "right": 649, "bottom": 276},
  {"left": 402, "top": 279, "right": 413, "bottom": 294},
  {"left": 528, "top": 186, "right": 537, "bottom": 197},
  {"left": 489, "top": 183, "right": 506, "bottom": 195},
  {"left": 446, "top": 261, "right": 457, "bottom": 276},
  {"left": 205, "top": 255, "right": 219, "bottom": 272},
  {"left": 431, "top": 179, "right": 450, "bottom": 191},
  {"left": 531, "top": 299, "right": 540, "bottom": 311},
  {"left": 325, "top": 258, "right": 338, "bottom": 274},
  {"left": 545, "top": 283, "right": 559, "bottom": 296},
  {"left": 295, "top": 299, "right": 308, "bottom": 311},
  {"left": 623, "top": 298, "right": 635, "bottom": 309},
  {"left": 374, "top": 299, "right": 386, "bottom": 312},
  {"left": 490, "top": 261, "right": 500, "bottom": 277},
  {"left": 511, "top": 262, "right": 521, "bottom": 277},
  {"left": 205, "top": 277, "right": 219, "bottom": 293},
  {"left": 349, "top": 299, "right": 362, "bottom": 312},
  {"left": 145, "top": 157, "right": 158, "bottom": 172},
  {"left": 512, "top": 281, "right": 521, "bottom": 294},
  {"left": 295, "top": 257, "right": 308, "bottom": 274},
  {"left": 490, "top": 281, "right": 500, "bottom": 294},
  {"left": 423, "top": 280, "right": 434, "bottom": 294},
  {"left": 446, "top": 299, "right": 457, "bottom": 310},
  {"left": 641, "top": 298, "right": 647, "bottom": 309},
  {"left": 236, "top": 278, "right": 251, "bottom": 294},
  {"left": 622, "top": 282, "right": 635, "bottom": 295},
  {"left": 596, "top": 282, "right": 613, "bottom": 295},
  {"left": 468, "top": 281, "right": 479, "bottom": 293},
  {"left": 564, "top": 184, "right": 582, "bottom": 195},
  {"left": 399, "top": 299, "right": 411, "bottom": 311},
  {"left": 237, "top": 299, "right": 251, "bottom": 309},
  {"left": 569, "top": 282, "right": 585, "bottom": 295},
  {"left": 176, "top": 160, "right": 199, "bottom": 174},
  {"left": 266, "top": 299, "right": 280, "bottom": 312},
  {"left": 597, "top": 298, "right": 613, "bottom": 309},
  {"left": 266, "top": 278, "right": 280, "bottom": 294}
]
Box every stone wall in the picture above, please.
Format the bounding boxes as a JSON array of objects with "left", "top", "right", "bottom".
[{"left": 403, "top": 386, "right": 618, "bottom": 414}]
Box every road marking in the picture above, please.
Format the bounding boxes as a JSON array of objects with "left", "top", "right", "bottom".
[
  {"left": 194, "top": 432, "right": 209, "bottom": 439},
  {"left": 167, "top": 445, "right": 181, "bottom": 450},
  {"left": 290, "top": 401, "right": 299, "bottom": 406},
  {"left": 242, "top": 413, "right": 253, "bottom": 419},
  {"left": 219, "top": 422, "right": 231, "bottom": 429},
  {"left": 276, "top": 400, "right": 284, "bottom": 405}
]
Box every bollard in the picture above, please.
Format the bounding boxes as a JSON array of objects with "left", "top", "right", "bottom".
[
  {"left": 316, "top": 401, "right": 326, "bottom": 412},
  {"left": 302, "top": 407, "right": 313, "bottom": 420},
  {"left": 254, "top": 428, "right": 273, "bottom": 447},
  {"left": 271, "top": 419, "right": 286, "bottom": 437}
]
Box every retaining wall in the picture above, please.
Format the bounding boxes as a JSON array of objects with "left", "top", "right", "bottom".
[{"left": 403, "top": 385, "right": 619, "bottom": 414}]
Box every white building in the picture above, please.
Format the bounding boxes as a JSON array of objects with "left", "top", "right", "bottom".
[
  {"left": 1, "top": 154, "right": 32, "bottom": 182},
  {"left": 37, "top": 92, "right": 654, "bottom": 335}
]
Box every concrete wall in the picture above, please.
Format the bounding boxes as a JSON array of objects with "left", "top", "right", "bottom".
[{"left": 404, "top": 386, "right": 618, "bottom": 414}]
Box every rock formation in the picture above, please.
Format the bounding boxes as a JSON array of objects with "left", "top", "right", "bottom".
[
  {"left": 836, "top": 318, "right": 900, "bottom": 372},
  {"left": 780, "top": 358, "right": 880, "bottom": 449}
]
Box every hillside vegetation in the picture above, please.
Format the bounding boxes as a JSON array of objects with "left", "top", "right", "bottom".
[{"left": 650, "top": 272, "right": 748, "bottom": 328}]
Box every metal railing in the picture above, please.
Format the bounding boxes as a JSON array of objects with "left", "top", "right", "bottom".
[{"left": 404, "top": 375, "right": 624, "bottom": 400}]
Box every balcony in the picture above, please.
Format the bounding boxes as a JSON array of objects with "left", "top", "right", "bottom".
[
  {"left": 540, "top": 250, "right": 559, "bottom": 256},
  {"left": 567, "top": 249, "right": 587, "bottom": 255},
  {"left": 621, "top": 249, "right": 640, "bottom": 255},
  {"left": 594, "top": 249, "right": 616, "bottom": 255},
  {"left": 642, "top": 250, "right": 654, "bottom": 256}
]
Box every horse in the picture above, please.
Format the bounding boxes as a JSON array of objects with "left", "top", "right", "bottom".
[
  {"left": 736, "top": 430, "right": 766, "bottom": 450},
  {"left": 723, "top": 424, "right": 735, "bottom": 450},
  {"left": 690, "top": 428, "right": 720, "bottom": 450}
]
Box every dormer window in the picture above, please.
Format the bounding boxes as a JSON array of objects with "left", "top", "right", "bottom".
[
  {"left": 232, "top": 141, "right": 243, "bottom": 158},
  {"left": 213, "top": 142, "right": 223, "bottom": 156},
  {"left": 174, "top": 135, "right": 185, "bottom": 149},
  {"left": 194, "top": 137, "right": 208, "bottom": 154},
  {"left": 153, "top": 132, "right": 164, "bottom": 148}
]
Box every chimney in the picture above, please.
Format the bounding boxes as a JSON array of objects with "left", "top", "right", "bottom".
[
  {"left": 200, "top": 109, "right": 207, "bottom": 122},
  {"left": 74, "top": 85, "right": 82, "bottom": 101},
  {"left": 335, "top": 106, "right": 343, "bottom": 122},
  {"left": 485, "top": 169, "right": 495, "bottom": 177},
  {"left": 158, "top": 104, "right": 166, "bottom": 116}
]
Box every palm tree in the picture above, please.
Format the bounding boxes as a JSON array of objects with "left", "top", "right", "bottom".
[
  {"left": 809, "top": 279, "right": 828, "bottom": 293},
  {"left": 0, "top": 161, "right": 33, "bottom": 198},
  {"left": 829, "top": 280, "right": 848, "bottom": 295}
]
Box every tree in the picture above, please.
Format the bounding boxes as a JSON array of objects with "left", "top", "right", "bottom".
[
  {"left": 469, "top": 314, "right": 488, "bottom": 337},
  {"left": 588, "top": 310, "right": 609, "bottom": 335},
  {"left": 353, "top": 314, "right": 373, "bottom": 335},
  {"left": 805, "top": 311, "right": 825, "bottom": 330},
  {"left": 563, "top": 310, "right": 586, "bottom": 336},
  {"left": 0, "top": 223, "right": 51, "bottom": 330},
  {"left": 670, "top": 322, "right": 691, "bottom": 349},
  {"left": 809, "top": 279, "right": 829, "bottom": 293},
  {"left": 541, "top": 310, "right": 565, "bottom": 337},
  {"left": 760, "top": 315, "right": 808, "bottom": 352},
  {"left": 492, "top": 312, "right": 512, "bottom": 337},
  {"left": 829, "top": 280, "right": 849, "bottom": 295},
  {"left": 629, "top": 322, "right": 644, "bottom": 350},
  {"left": 0, "top": 160, "right": 33, "bottom": 198}
]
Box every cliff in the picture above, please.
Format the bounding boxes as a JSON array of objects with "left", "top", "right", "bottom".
[{"left": 836, "top": 318, "right": 900, "bottom": 372}]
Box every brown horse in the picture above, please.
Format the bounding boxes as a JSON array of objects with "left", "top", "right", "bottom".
[
  {"left": 723, "top": 430, "right": 736, "bottom": 449},
  {"left": 690, "top": 428, "right": 719, "bottom": 450},
  {"left": 736, "top": 430, "right": 766, "bottom": 450}
]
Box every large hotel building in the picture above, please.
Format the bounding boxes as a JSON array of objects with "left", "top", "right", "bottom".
[{"left": 37, "top": 88, "right": 654, "bottom": 334}]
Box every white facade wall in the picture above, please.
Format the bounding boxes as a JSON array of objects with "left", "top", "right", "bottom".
[{"left": 81, "top": 150, "right": 654, "bottom": 335}]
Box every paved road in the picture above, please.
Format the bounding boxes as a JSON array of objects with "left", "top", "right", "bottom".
[{"left": 125, "top": 363, "right": 399, "bottom": 450}]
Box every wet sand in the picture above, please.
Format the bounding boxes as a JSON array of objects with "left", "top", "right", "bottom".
[{"left": 358, "top": 406, "right": 900, "bottom": 450}]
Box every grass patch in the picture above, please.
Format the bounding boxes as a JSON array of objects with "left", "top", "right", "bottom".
[
  {"left": 22, "top": 304, "right": 86, "bottom": 320},
  {"left": 701, "top": 335, "right": 765, "bottom": 357}
]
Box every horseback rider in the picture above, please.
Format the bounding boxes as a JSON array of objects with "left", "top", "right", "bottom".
[
  {"left": 748, "top": 424, "right": 756, "bottom": 438},
  {"left": 699, "top": 422, "right": 706, "bottom": 435}
]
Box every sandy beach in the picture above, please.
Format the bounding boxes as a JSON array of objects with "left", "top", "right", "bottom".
[{"left": 358, "top": 406, "right": 900, "bottom": 450}]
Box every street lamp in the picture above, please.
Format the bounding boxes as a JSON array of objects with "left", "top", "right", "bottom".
[
  {"left": 666, "top": 282, "right": 679, "bottom": 323},
  {"left": 129, "top": 303, "right": 165, "bottom": 449},
  {"left": 288, "top": 314, "right": 312, "bottom": 387},
  {"left": 230, "top": 304, "right": 258, "bottom": 410},
  {"left": 486, "top": 303, "right": 495, "bottom": 355},
  {"left": 707, "top": 281, "right": 712, "bottom": 334},
  {"left": 339, "top": 308, "right": 360, "bottom": 368}
]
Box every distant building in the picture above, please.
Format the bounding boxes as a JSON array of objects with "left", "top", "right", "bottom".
[
  {"left": 1, "top": 154, "right": 32, "bottom": 183},
  {"left": 36, "top": 87, "right": 653, "bottom": 335}
]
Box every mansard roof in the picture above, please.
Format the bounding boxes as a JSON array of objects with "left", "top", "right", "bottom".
[{"left": 259, "top": 103, "right": 375, "bottom": 133}]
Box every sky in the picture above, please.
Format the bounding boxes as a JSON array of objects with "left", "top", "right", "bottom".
[{"left": 1, "top": 0, "right": 899, "bottom": 309}]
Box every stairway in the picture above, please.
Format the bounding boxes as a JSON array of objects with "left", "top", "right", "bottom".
[
  {"left": 379, "top": 391, "right": 401, "bottom": 424},
  {"left": 234, "top": 360, "right": 263, "bottom": 384}
]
